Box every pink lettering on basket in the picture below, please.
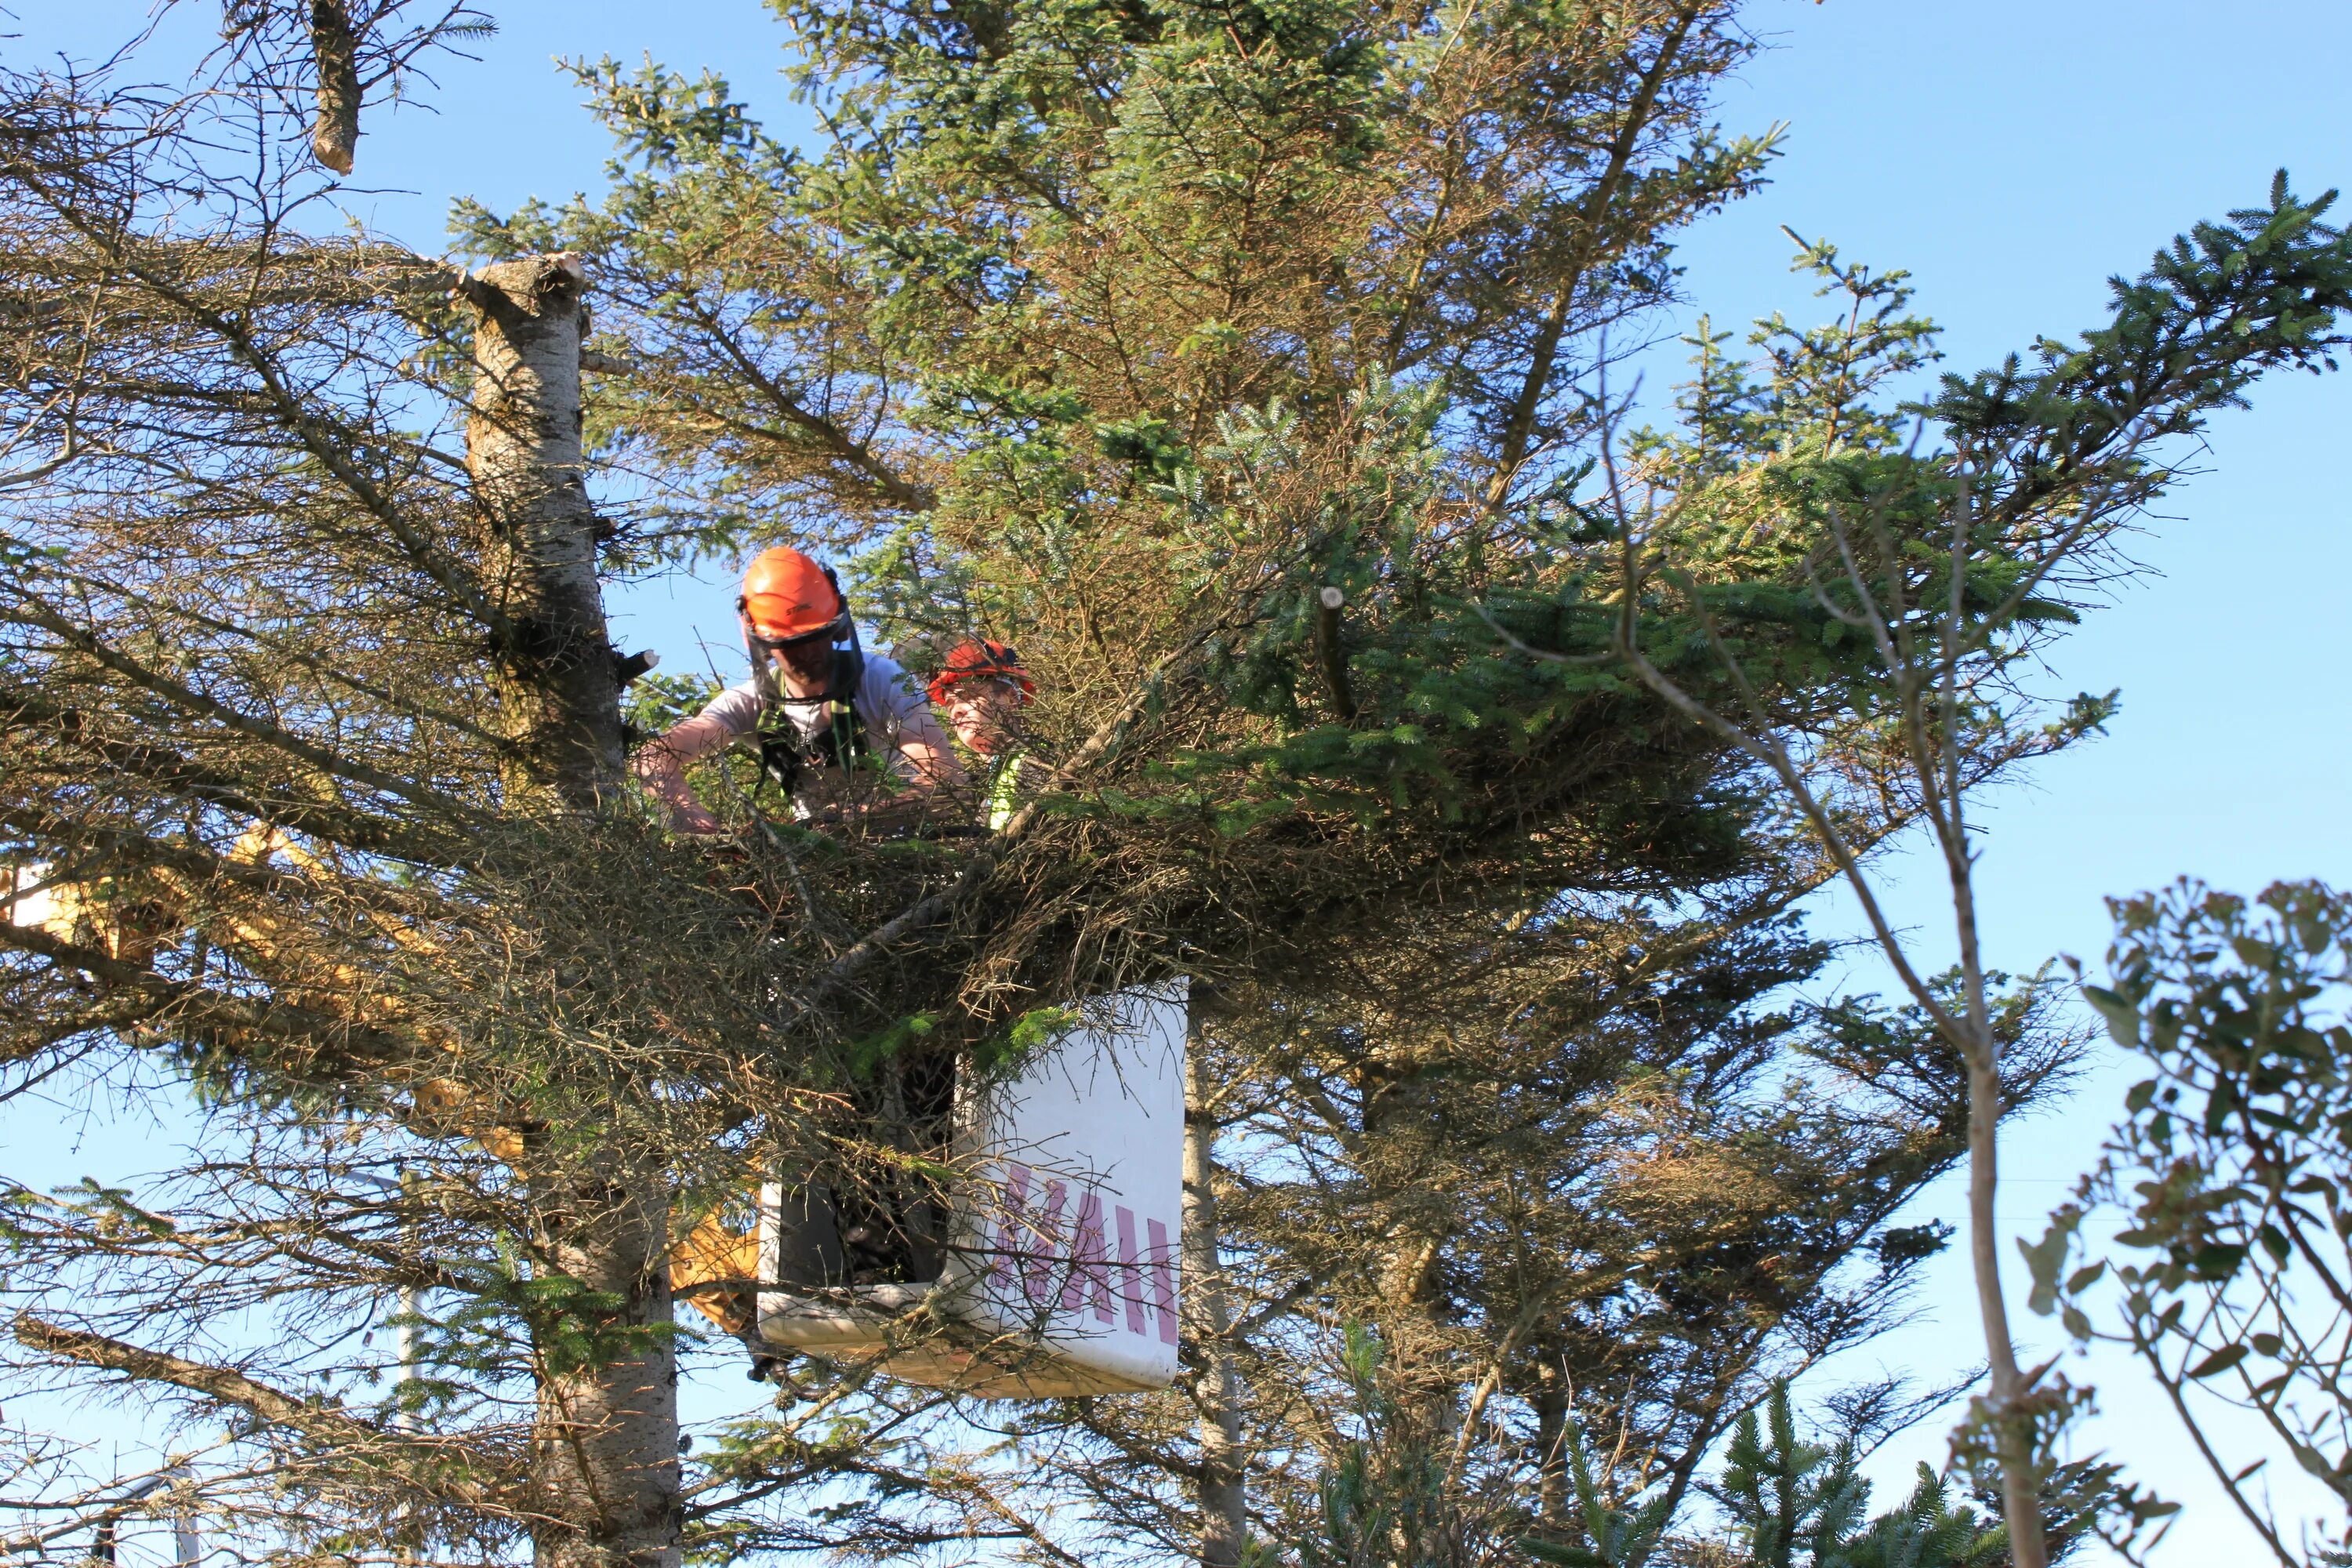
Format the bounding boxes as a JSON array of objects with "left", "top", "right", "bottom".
[
  {"left": 1147, "top": 1218, "right": 1178, "bottom": 1345},
  {"left": 991, "top": 1162, "right": 1033, "bottom": 1285},
  {"left": 1115, "top": 1204, "right": 1149, "bottom": 1337},
  {"left": 1061, "top": 1189, "right": 1114, "bottom": 1323},
  {"left": 1025, "top": 1179, "right": 1069, "bottom": 1306},
  {"left": 986, "top": 1165, "right": 1178, "bottom": 1345}
]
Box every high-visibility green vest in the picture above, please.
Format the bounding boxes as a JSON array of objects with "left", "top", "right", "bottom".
[{"left": 986, "top": 752, "right": 1028, "bottom": 833}]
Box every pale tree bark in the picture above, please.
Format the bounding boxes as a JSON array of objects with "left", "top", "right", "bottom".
[
  {"left": 1948, "top": 798, "right": 2047, "bottom": 1568},
  {"left": 528, "top": 1172, "right": 683, "bottom": 1568},
  {"left": 464, "top": 254, "right": 680, "bottom": 1568},
  {"left": 1183, "top": 987, "right": 1248, "bottom": 1568},
  {"left": 463, "top": 252, "right": 627, "bottom": 811}
]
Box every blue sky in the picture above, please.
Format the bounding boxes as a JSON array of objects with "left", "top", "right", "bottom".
[{"left": 9, "top": 1, "right": 2352, "bottom": 1559}]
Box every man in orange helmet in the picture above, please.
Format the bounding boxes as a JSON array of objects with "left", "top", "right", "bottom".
[
  {"left": 633, "top": 547, "right": 963, "bottom": 832},
  {"left": 927, "top": 638, "right": 1038, "bottom": 832}
]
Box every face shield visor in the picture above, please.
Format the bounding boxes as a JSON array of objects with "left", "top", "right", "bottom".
[{"left": 741, "top": 604, "right": 855, "bottom": 704}]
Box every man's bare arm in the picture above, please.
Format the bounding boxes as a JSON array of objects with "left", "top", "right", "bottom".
[{"left": 632, "top": 714, "right": 733, "bottom": 833}]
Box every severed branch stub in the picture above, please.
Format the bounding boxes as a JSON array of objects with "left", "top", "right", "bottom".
[
  {"left": 307, "top": 0, "right": 361, "bottom": 176},
  {"left": 1317, "top": 586, "right": 1359, "bottom": 722}
]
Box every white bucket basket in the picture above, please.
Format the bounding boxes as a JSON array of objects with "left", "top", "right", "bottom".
[{"left": 754, "top": 981, "right": 1187, "bottom": 1397}]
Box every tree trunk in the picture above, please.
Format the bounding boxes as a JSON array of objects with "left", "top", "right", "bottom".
[
  {"left": 529, "top": 1167, "right": 683, "bottom": 1568},
  {"left": 1533, "top": 1357, "right": 1570, "bottom": 1523},
  {"left": 1183, "top": 989, "right": 1248, "bottom": 1568},
  {"left": 463, "top": 253, "right": 626, "bottom": 811},
  {"left": 466, "top": 255, "right": 678, "bottom": 1568},
  {"left": 1944, "top": 791, "right": 2049, "bottom": 1568},
  {"left": 1964, "top": 1008, "right": 2049, "bottom": 1568}
]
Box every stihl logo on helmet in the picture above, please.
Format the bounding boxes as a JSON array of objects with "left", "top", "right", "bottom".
[
  {"left": 927, "top": 639, "right": 1035, "bottom": 706},
  {"left": 739, "top": 547, "right": 850, "bottom": 645}
]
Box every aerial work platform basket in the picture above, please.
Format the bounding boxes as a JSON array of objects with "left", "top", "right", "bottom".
[{"left": 753, "top": 982, "right": 1187, "bottom": 1398}]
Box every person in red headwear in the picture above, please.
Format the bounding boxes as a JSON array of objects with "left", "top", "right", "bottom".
[
  {"left": 633, "top": 547, "right": 964, "bottom": 833},
  {"left": 927, "top": 638, "right": 1037, "bottom": 831}
]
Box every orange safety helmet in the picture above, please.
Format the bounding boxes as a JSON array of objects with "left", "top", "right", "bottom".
[
  {"left": 739, "top": 546, "right": 849, "bottom": 644},
  {"left": 927, "top": 638, "right": 1035, "bottom": 706}
]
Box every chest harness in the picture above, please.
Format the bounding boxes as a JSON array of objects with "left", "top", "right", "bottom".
[{"left": 756, "top": 648, "right": 869, "bottom": 799}]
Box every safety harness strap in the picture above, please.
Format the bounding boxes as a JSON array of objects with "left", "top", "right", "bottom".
[{"left": 757, "top": 648, "right": 868, "bottom": 797}]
